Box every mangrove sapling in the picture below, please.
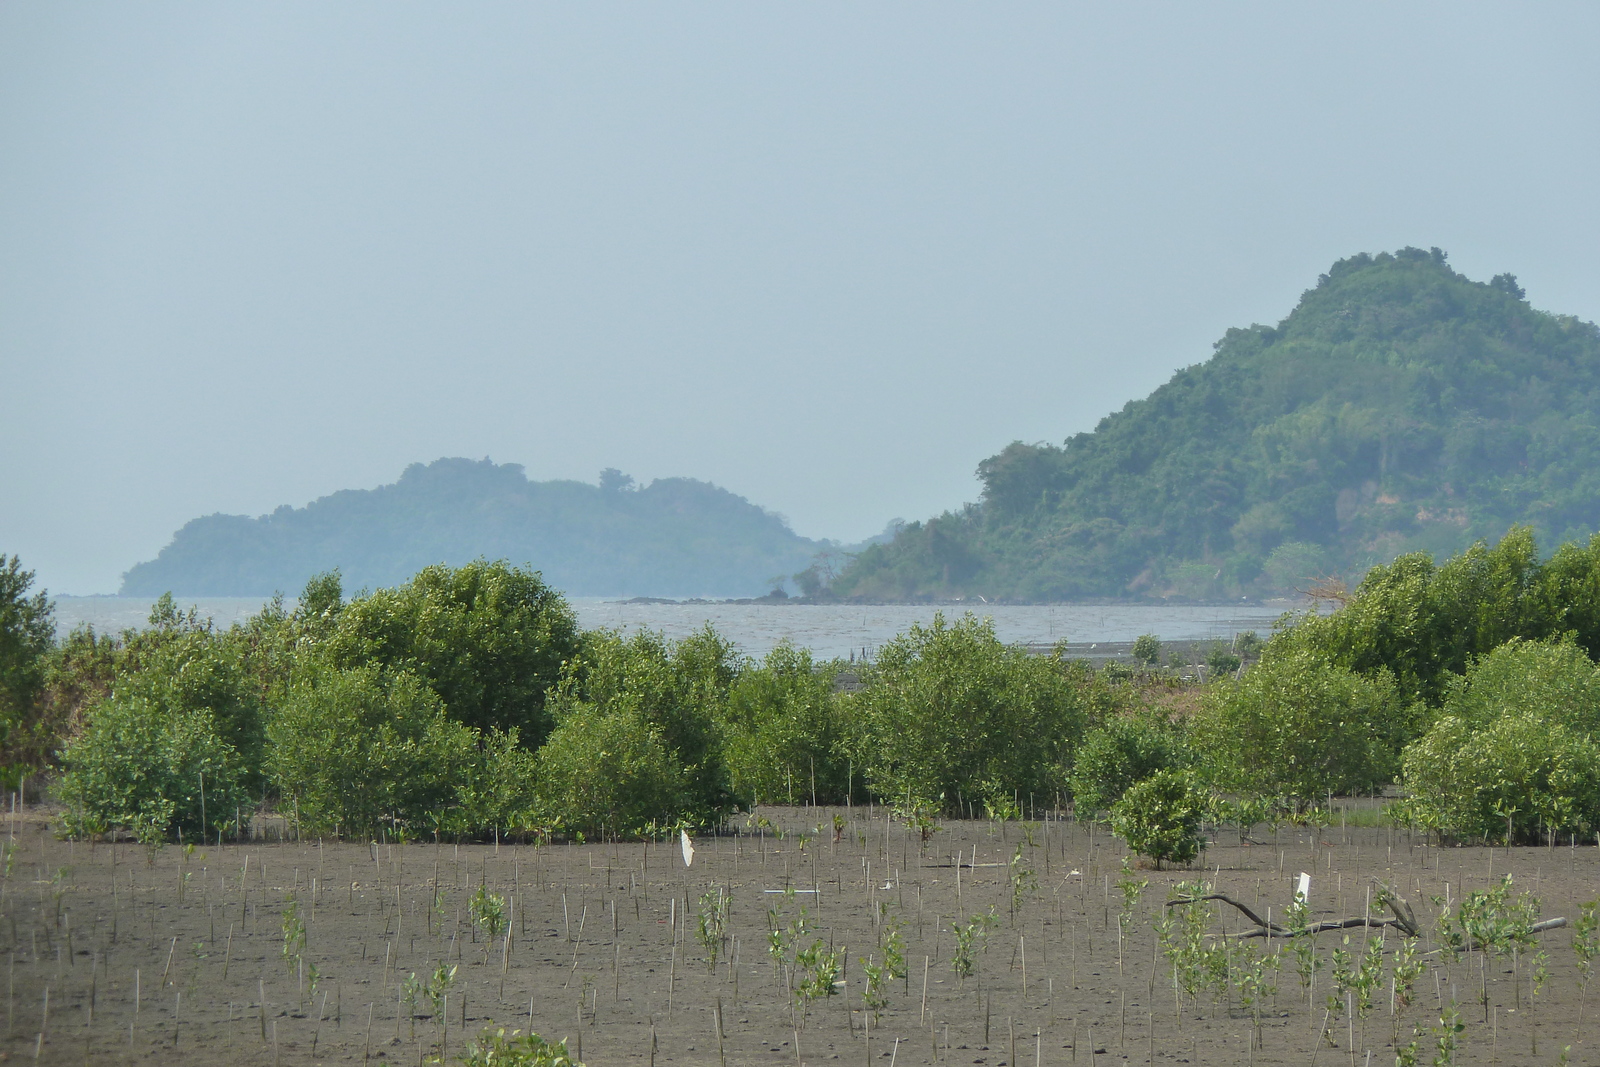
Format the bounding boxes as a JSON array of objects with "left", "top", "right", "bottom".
[
  {"left": 1233, "top": 943, "right": 1279, "bottom": 1049},
  {"left": 950, "top": 907, "right": 999, "bottom": 984},
  {"left": 1115, "top": 858, "right": 1149, "bottom": 970},
  {"left": 1284, "top": 896, "right": 1323, "bottom": 1004},
  {"left": 454, "top": 1026, "right": 584, "bottom": 1067},
  {"left": 1573, "top": 898, "right": 1599, "bottom": 1022},
  {"left": 282, "top": 894, "right": 306, "bottom": 974},
  {"left": 792, "top": 938, "right": 842, "bottom": 1021},
  {"left": 1007, "top": 843, "right": 1036, "bottom": 923},
  {"left": 1158, "top": 880, "right": 1213, "bottom": 1006},
  {"left": 695, "top": 887, "right": 729, "bottom": 970},
  {"left": 469, "top": 886, "right": 508, "bottom": 963},
  {"left": 1431, "top": 1000, "right": 1465, "bottom": 1066},
  {"left": 1390, "top": 936, "right": 1426, "bottom": 1042},
  {"left": 766, "top": 894, "right": 811, "bottom": 991},
  {"left": 401, "top": 972, "right": 423, "bottom": 1040}
]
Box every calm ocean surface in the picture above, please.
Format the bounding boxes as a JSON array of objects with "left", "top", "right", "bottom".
[{"left": 50, "top": 596, "right": 1297, "bottom": 660}]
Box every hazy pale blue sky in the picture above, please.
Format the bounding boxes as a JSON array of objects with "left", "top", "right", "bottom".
[{"left": 4, "top": 3, "right": 1598, "bottom": 594}]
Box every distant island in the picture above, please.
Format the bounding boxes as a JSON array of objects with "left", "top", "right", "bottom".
[
  {"left": 834, "top": 247, "right": 1600, "bottom": 601},
  {"left": 121, "top": 459, "right": 863, "bottom": 598}
]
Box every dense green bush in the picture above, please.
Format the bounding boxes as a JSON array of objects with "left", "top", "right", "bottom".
[
  {"left": 449, "top": 728, "right": 542, "bottom": 838},
  {"left": 0, "top": 555, "right": 54, "bottom": 764},
  {"left": 850, "top": 613, "right": 1087, "bottom": 815},
  {"left": 113, "top": 595, "right": 270, "bottom": 785},
  {"left": 534, "top": 703, "right": 688, "bottom": 838},
  {"left": 720, "top": 641, "right": 847, "bottom": 806},
  {"left": 58, "top": 691, "right": 250, "bottom": 842},
  {"left": 322, "top": 561, "right": 580, "bottom": 743},
  {"left": 1069, "top": 712, "right": 1191, "bottom": 817},
  {"left": 1130, "top": 634, "right": 1161, "bottom": 668},
  {"left": 1274, "top": 526, "right": 1598, "bottom": 705},
  {"left": 1190, "top": 648, "right": 1408, "bottom": 803},
  {"left": 1400, "top": 637, "right": 1600, "bottom": 842},
  {"left": 266, "top": 665, "right": 475, "bottom": 837},
  {"left": 1109, "top": 769, "right": 1207, "bottom": 869},
  {"left": 544, "top": 626, "right": 737, "bottom": 829},
  {"left": 1437, "top": 637, "right": 1600, "bottom": 735},
  {"left": 1402, "top": 713, "right": 1600, "bottom": 844}
]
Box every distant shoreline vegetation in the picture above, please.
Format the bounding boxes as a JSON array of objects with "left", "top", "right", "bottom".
[{"left": 119, "top": 458, "right": 890, "bottom": 601}]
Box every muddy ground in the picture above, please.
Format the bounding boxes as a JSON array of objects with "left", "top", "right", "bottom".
[{"left": 1, "top": 804, "right": 1596, "bottom": 1065}]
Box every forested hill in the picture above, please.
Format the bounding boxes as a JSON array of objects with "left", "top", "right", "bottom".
[
  {"left": 833, "top": 247, "right": 1600, "bottom": 601},
  {"left": 120, "top": 459, "right": 828, "bottom": 598}
]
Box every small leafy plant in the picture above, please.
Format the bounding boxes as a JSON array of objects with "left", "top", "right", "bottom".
[
  {"left": 696, "top": 886, "right": 729, "bottom": 969},
  {"left": 950, "top": 907, "right": 999, "bottom": 983},
  {"left": 470, "top": 885, "right": 508, "bottom": 960},
  {"left": 449, "top": 1026, "right": 584, "bottom": 1066}
]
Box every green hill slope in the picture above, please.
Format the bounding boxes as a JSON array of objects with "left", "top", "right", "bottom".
[
  {"left": 834, "top": 247, "right": 1600, "bottom": 601},
  {"left": 121, "top": 458, "right": 827, "bottom": 598}
]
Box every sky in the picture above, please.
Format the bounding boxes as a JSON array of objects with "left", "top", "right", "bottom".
[{"left": 4, "top": 4, "right": 1599, "bottom": 595}]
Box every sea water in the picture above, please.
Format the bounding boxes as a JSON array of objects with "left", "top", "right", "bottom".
[{"left": 50, "top": 595, "right": 1297, "bottom": 660}]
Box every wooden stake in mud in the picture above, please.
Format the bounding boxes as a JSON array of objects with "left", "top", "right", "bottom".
[{"left": 920, "top": 956, "right": 929, "bottom": 1024}]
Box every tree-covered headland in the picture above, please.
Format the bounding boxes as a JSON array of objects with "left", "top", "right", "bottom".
[{"left": 835, "top": 248, "right": 1600, "bottom": 600}]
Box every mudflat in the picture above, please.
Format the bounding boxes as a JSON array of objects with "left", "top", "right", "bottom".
[{"left": 1, "top": 805, "right": 1594, "bottom": 1065}]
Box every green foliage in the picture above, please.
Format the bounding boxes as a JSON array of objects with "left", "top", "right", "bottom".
[
  {"left": 1276, "top": 526, "right": 1561, "bottom": 705},
  {"left": 1069, "top": 711, "right": 1191, "bottom": 816},
  {"left": 470, "top": 885, "right": 509, "bottom": 945},
  {"left": 544, "top": 626, "right": 734, "bottom": 830},
  {"left": 836, "top": 249, "right": 1600, "bottom": 601},
  {"left": 1109, "top": 770, "right": 1207, "bottom": 869},
  {"left": 533, "top": 703, "right": 687, "bottom": 839},
  {"left": 1402, "top": 713, "right": 1600, "bottom": 844},
  {"left": 850, "top": 613, "right": 1086, "bottom": 814},
  {"left": 1439, "top": 637, "right": 1600, "bottom": 735},
  {"left": 720, "top": 641, "right": 847, "bottom": 805},
  {"left": 1130, "top": 633, "right": 1161, "bottom": 667},
  {"left": 452, "top": 1027, "right": 584, "bottom": 1067},
  {"left": 1435, "top": 875, "right": 1543, "bottom": 959},
  {"left": 950, "top": 907, "right": 999, "bottom": 982},
  {"left": 1191, "top": 648, "right": 1406, "bottom": 802},
  {"left": 0, "top": 555, "right": 53, "bottom": 761},
  {"left": 446, "top": 728, "right": 541, "bottom": 838},
  {"left": 695, "top": 887, "right": 729, "bottom": 969},
  {"left": 322, "top": 560, "right": 579, "bottom": 743},
  {"left": 57, "top": 686, "right": 251, "bottom": 841},
  {"left": 265, "top": 664, "right": 475, "bottom": 837}
]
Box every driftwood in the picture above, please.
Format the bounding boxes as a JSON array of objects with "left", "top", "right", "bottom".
[{"left": 1165, "top": 889, "right": 1569, "bottom": 944}]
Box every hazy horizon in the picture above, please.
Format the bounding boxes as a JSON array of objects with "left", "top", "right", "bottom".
[{"left": 5, "top": 4, "right": 1599, "bottom": 593}]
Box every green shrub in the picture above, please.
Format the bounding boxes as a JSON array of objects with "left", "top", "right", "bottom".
[
  {"left": 1402, "top": 713, "right": 1600, "bottom": 843},
  {"left": 1439, "top": 637, "right": 1600, "bottom": 736},
  {"left": 721, "top": 641, "right": 847, "bottom": 805},
  {"left": 851, "top": 613, "right": 1086, "bottom": 814},
  {"left": 1069, "top": 712, "right": 1192, "bottom": 817},
  {"left": 1190, "top": 648, "right": 1408, "bottom": 803},
  {"left": 535, "top": 704, "right": 687, "bottom": 838},
  {"left": 546, "top": 626, "right": 736, "bottom": 827},
  {"left": 1109, "top": 769, "right": 1207, "bottom": 869},
  {"left": 1130, "top": 634, "right": 1162, "bottom": 667},
  {"left": 0, "top": 554, "right": 54, "bottom": 763},
  {"left": 58, "top": 691, "right": 250, "bottom": 841},
  {"left": 457, "top": 1026, "right": 583, "bottom": 1066},
  {"left": 266, "top": 665, "right": 475, "bottom": 837},
  {"left": 322, "top": 560, "right": 579, "bottom": 743},
  {"left": 447, "top": 728, "right": 542, "bottom": 838}
]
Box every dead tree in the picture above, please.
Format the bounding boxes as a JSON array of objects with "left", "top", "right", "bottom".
[{"left": 1165, "top": 888, "right": 1567, "bottom": 944}]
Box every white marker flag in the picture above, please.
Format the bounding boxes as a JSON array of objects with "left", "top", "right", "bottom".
[
  {"left": 1296, "top": 872, "right": 1311, "bottom": 903},
  {"left": 681, "top": 829, "right": 696, "bottom": 868}
]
